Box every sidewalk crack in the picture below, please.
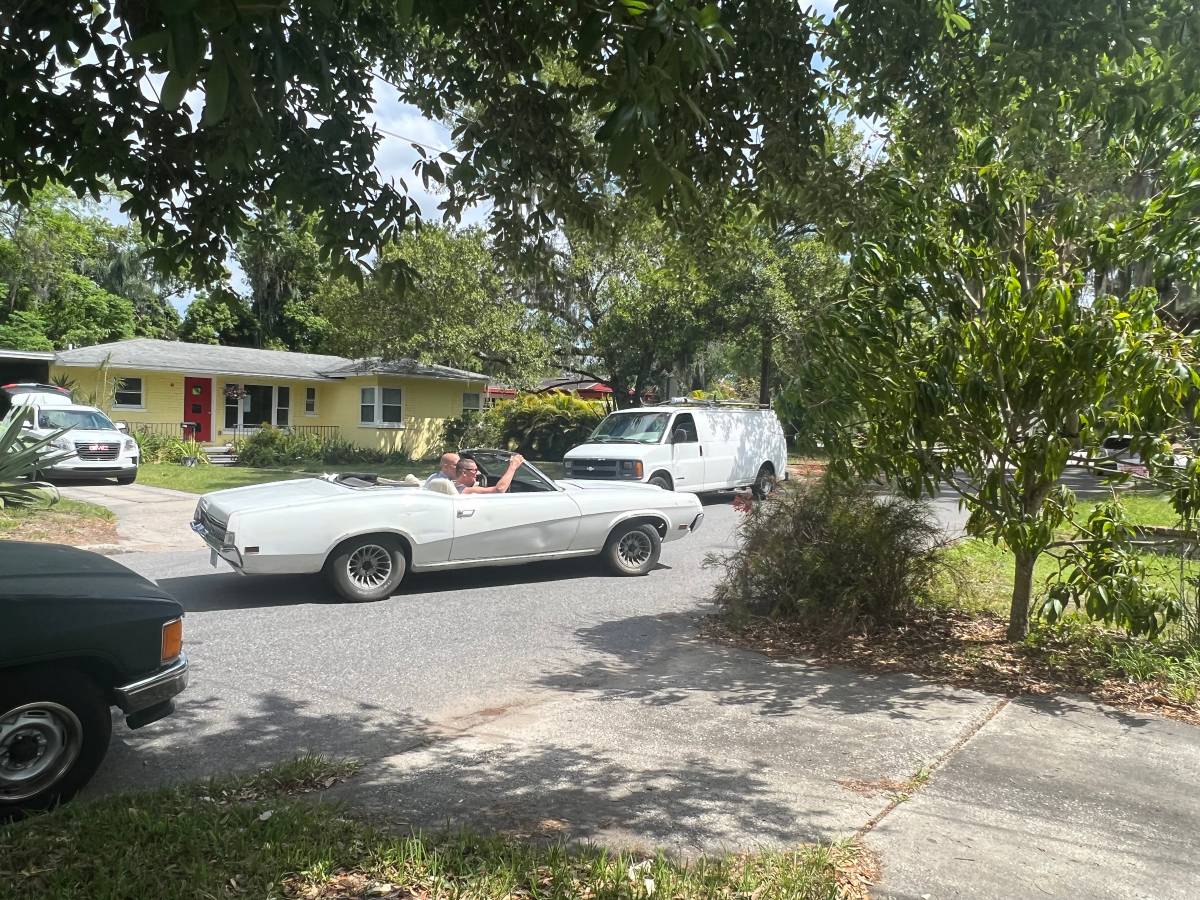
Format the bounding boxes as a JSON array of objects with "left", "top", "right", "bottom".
[{"left": 856, "top": 696, "right": 1010, "bottom": 837}]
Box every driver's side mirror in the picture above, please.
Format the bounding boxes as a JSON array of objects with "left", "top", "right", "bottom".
[{"left": 114, "top": 422, "right": 127, "bottom": 432}]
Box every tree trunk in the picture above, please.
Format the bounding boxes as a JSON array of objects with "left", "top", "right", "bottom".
[
  {"left": 758, "top": 324, "right": 772, "bottom": 407},
  {"left": 1007, "top": 548, "right": 1036, "bottom": 641}
]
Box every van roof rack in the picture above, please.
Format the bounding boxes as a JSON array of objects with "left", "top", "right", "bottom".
[{"left": 665, "top": 397, "right": 772, "bottom": 409}]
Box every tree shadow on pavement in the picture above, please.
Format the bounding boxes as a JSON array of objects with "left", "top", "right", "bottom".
[{"left": 535, "top": 611, "right": 985, "bottom": 721}]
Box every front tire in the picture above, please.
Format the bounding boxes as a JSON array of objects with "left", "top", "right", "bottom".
[
  {"left": 116, "top": 473, "right": 137, "bottom": 485},
  {"left": 327, "top": 536, "right": 407, "bottom": 602},
  {"left": 0, "top": 667, "right": 112, "bottom": 819},
  {"left": 648, "top": 473, "right": 672, "bottom": 491},
  {"left": 604, "top": 523, "right": 662, "bottom": 576},
  {"left": 751, "top": 464, "right": 777, "bottom": 500}
]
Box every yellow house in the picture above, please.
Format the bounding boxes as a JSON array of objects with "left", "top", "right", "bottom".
[{"left": 49, "top": 339, "right": 489, "bottom": 459}]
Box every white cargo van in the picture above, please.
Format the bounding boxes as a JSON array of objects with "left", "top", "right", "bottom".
[{"left": 563, "top": 401, "right": 788, "bottom": 496}]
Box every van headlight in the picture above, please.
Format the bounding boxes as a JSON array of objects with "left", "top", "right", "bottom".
[{"left": 620, "top": 460, "right": 643, "bottom": 479}]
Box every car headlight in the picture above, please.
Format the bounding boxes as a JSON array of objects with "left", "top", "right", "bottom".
[
  {"left": 124, "top": 438, "right": 137, "bottom": 452},
  {"left": 50, "top": 435, "right": 74, "bottom": 452},
  {"left": 619, "top": 460, "right": 644, "bottom": 478}
]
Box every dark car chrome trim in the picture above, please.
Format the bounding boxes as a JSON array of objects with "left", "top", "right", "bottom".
[
  {"left": 690, "top": 512, "right": 704, "bottom": 532},
  {"left": 113, "top": 653, "right": 189, "bottom": 716}
]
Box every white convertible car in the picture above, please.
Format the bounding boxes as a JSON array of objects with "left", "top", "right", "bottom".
[{"left": 192, "top": 450, "right": 705, "bottom": 602}]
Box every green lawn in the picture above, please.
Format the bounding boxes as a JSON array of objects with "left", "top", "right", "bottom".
[
  {"left": 0, "top": 496, "right": 114, "bottom": 532},
  {"left": 938, "top": 491, "right": 1197, "bottom": 619},
  {"left": 139, "top": 459, "right": 568, "bottom": 494},
  {"left": 0, "top": 756, "right": 863, "bottom": 900}
]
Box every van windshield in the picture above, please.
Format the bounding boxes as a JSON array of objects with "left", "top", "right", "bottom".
[{"left": 590, "top": 411, "right": 670, "bottom": 444}]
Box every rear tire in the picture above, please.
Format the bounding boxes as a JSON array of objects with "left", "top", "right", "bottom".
[
  {"left": 0, "top": 667, "right": 112, "bottom": 820},
  {"left": 751, "top": 464, "right": 777, "bottom": 500},
  {"left": 327, "top": 536, "right": 407, "bottom": 602},
  {"left": 604, "top": 523, "right": 662, "bottom": 576}
]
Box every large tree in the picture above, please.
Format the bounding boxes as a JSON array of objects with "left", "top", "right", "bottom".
[
  {"left": 1, "top": 1, "right": 825, "bottom": 278},
  {"left": 321, "top": 225, "right": 554, "bottom": 383},
  {"left": 806, "top": 2, "right": 1200, "bottom": 641}
]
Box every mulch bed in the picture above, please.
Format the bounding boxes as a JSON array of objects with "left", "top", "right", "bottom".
[
  {"left": 0, "top": 510, "right": 119, "bottom": 548},
  {"left": 702, "top": 608, "right": 1200, "bottom": 727}
]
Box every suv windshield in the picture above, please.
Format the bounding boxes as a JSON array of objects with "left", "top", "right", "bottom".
[
  {"left": 37, "top": 409, "right": 116, "bottom": 431},
  {"left": 590, "top": 411, "right": 670, "bottom": 444}
]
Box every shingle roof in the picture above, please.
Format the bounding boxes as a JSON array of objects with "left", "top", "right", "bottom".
[
  {"left": 320, "top": 357, "right": 488, "bottom": 381},
  {"left": 52, "top": 339, "right": 485, "bottom": 382}
]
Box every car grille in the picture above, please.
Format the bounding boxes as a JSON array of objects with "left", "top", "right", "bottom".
[
  {"left": 199, "top": 509, "right": 228, "bottom": 543},
  {"left": 74, "top": 441, "right": 120, "bottom": 461},
  {"left": 565, "top": 458, "right": 620, "bottom": 479}
]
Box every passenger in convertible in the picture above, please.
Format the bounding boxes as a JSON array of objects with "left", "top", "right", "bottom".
[
  {"left": 424, "top": 451, "right": 459, "bottom": 488},
  {"left": 455, "top": 453, "right": 525, "bottom": 495}
]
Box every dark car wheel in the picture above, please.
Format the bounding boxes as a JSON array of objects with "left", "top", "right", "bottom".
[
  {"left": 604, "top": 523, "right": 662, "bottom": 576},
  {"left": 116, "top": 473, "right": 137, "bottom": 485},
  {"left": 751, "top": 464, "right": 777, "bottom": 500},
  {"left": 648, "top": 473, "right": 672, "bottom": 490},
  {"left": 0, "top": 667, "right": 112, "bottom": 819},
  {"left": 327, "top": 536, "right": 407, "bottom": 602}
]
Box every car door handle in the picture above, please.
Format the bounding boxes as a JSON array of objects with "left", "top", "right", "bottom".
[{"left": 457, "top": 509, "right": 475, "bottom": 518}]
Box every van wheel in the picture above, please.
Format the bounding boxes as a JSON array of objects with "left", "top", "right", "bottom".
[
  {"left": 751, "top": 464, "right": 777, "bottom": 500},
  {"left": 327, "top": 536, "right": 406, "bottom": 602},
  {"left": 604, "top": 523, "right": 662, "bottom": 576},
  {"left": 648, "top": 473, "right": 672, "bottom": 490}
]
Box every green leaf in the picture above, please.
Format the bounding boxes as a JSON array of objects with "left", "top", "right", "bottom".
[
  {"left": 201, "top": 58, "right": 230, "bottom": 126},
  {"left": 124, "top": 29, "right": 170, "bottom": 57},
  {"left": 160, "top": 70, "right": 190, "bottom": 111}
]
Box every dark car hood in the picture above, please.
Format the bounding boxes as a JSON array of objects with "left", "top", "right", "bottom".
[{"left": 0, "top": 541, "right": 176, "bottom": 605}]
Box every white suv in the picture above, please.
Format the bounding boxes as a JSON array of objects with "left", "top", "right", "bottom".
[{"left": 15, "top": 398, "right": 140, "bottom": 484}]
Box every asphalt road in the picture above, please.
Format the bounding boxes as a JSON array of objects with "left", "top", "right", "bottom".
[{"left": 80, "top": 483, "right": 1200, "bottom": 896}]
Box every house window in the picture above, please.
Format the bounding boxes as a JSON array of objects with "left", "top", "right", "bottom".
[
  {"left": 360, "top": 387, "right": 375, "bottom": 424},
  {"left": 276, "top": 386, "right": 290, "bottom": 427},
  {"left": 304, "top": 387, "right": 317, "bottom": 415},
  {"left": 360, "top": 386, "right": 404, "bottom": 427},
  {"left": 462, "top": 391, "right": 482, "bottom": 412},
  {"left": 114, "top": 377, "right": 143, "bottom": 409},
  {"left": 224, "top": 383, "right": 289, "bottom": 430}
]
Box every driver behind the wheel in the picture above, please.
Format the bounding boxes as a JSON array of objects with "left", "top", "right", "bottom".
[{"left": 455, "top": 454, "right": 525, "bottom": 494}]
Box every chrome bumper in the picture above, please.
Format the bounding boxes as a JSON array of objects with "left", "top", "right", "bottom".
[
  {"left": 113, "top": 653, "right": 189, "bottom": 716},
  {"left": 191, "top": 520, "right": 242, "bottom": 567},
  {"left": 690, "top": 512, "right": 704, "bottom": 532}
]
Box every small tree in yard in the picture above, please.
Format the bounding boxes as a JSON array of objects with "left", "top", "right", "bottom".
[{"left": 815, "top": 121, "right": 1200, "bottom": 641}]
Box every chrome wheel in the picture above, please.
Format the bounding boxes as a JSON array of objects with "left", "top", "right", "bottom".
[
  {"left": 346, "top": 543, "right": 392, "bottom": 590},
  {"left": 0, "top": 702, "right": 83, "bottom": 803},
  {"left": 616, "top": 529, "right": 654, "bottom": 570}
]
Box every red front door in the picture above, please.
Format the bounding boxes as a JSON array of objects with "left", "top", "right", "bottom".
[{"left": 183, "top": 377, "right": 212, "bottom": 442}]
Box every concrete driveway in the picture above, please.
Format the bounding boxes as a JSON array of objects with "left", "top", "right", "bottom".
[
  {"left": 59, "top": 481, "right": 197, "bottom": 552},
  {"left": 83, "top": 496, "right": 1200, "bottom": 900}
]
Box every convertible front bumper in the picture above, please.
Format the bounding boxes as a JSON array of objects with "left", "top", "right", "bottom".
[{"left": 191, "top": 520, "right": 242, "bottom": 568}]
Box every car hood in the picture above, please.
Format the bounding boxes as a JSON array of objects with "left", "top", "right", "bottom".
[
  {"left": 565, "top": 442, "right": 661, "bottom": 460},
  {"left": 61, "top": 428, "right": 128, "bottom": 443},
  {"left": 200, "top": 476, "right": 348, "bottom": 520},
  {"left": 0, "top": 541, "right": 179, "bottom": 606}
]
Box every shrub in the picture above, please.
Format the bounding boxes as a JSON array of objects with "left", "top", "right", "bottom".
[
  {"left": 440, "top": 407, "right": 504, "bottom": 451},
  {"left": 234, "top": 426, "right": 323, "bottom": 468},
  {"left": 130, "top": 429, "right": 173, "bottom": 464},
  {"left": 709, "top": 475, "right": 946, "bottom": 633}
]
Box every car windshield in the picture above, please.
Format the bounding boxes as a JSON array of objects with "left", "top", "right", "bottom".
[
  {"left": 590, "top": 411, "right": 670, "bottom": 444},
  {"left": 469, "top": 450, "right": 557, "bottom": 492},
  {"left": 37, "top": 409, "right": 115, "bottom": 431}
]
